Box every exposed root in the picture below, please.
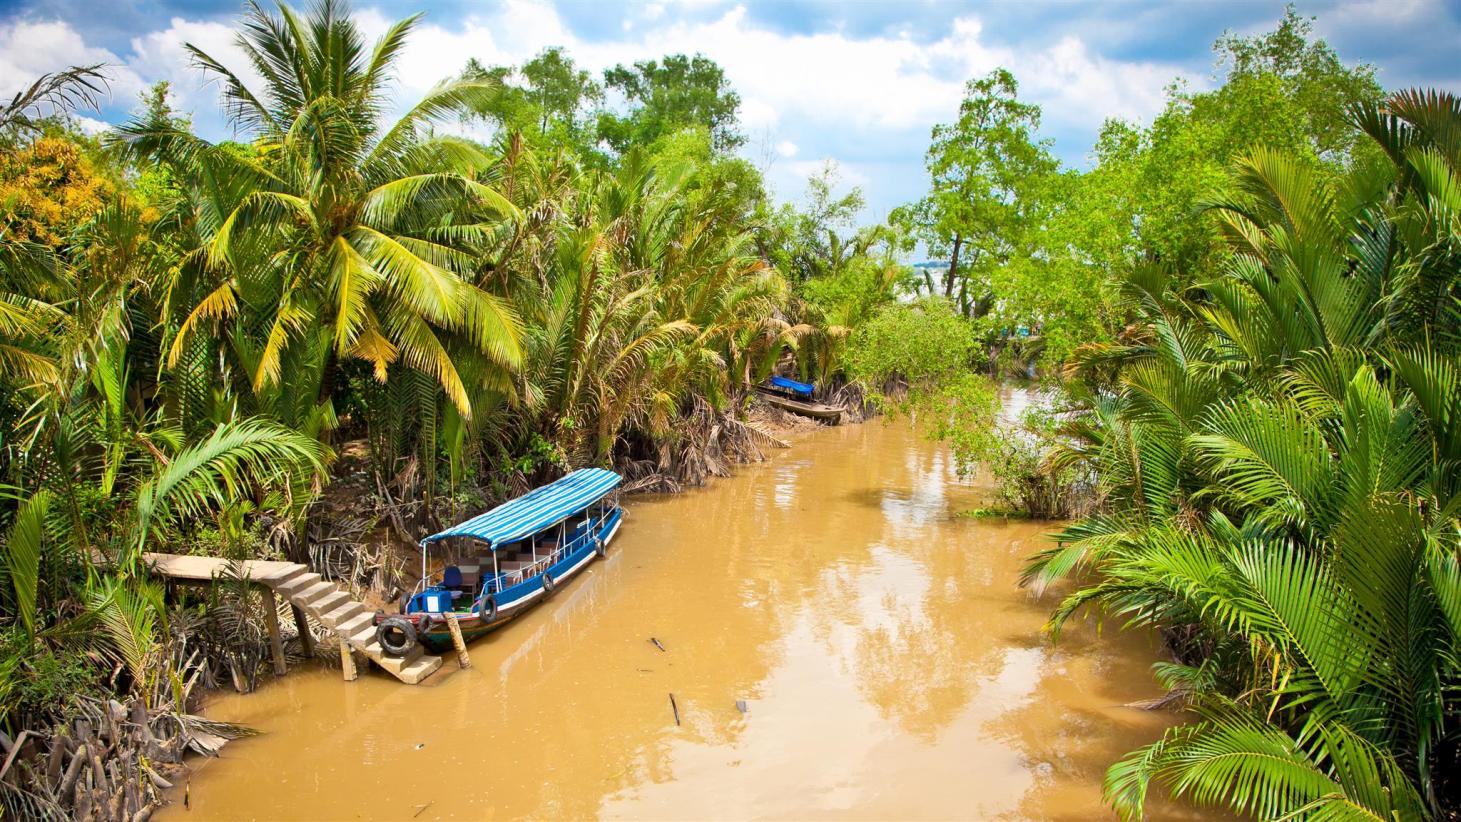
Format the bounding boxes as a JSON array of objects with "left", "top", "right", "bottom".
[{"left": 0, "top": 696, "right": 256, "bottom": 821}]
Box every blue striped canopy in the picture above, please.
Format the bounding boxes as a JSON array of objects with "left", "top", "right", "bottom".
[{"left": 422, "top": 468, "right": 622, "bottom": 549}]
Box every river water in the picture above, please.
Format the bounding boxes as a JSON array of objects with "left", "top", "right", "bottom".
[{"left": 164, "top": 418, "right": 1193, "bottom": 820}]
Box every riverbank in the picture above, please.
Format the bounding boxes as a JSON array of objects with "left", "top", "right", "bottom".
[{"left": 158, "top": 417, "right": 1193, "bottom": 820}]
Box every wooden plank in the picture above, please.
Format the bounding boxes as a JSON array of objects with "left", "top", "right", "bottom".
[
  {"left": 443, "top": 612, "right": 472, "bottom": 669},
  {"left": 262, "top": 589, "right": 287, "bottom": 676},
  {"left": 291, "top": 604, "right": 315, "bottom": 656},
  {"left": 339, "top": 641, "right": 358, "bottom": 681}
]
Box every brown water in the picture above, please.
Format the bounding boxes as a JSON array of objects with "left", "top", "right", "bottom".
[{"left": 164, "top": 419, "right": 1193, "bottom": 821}]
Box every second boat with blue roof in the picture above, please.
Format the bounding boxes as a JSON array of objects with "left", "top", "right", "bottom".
[{"left": 373, "top": 468, "right": 624, "bottom": 656}]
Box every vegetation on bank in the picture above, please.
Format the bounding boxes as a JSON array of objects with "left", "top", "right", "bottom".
[
  {"left": 843, "top": 9, "right": 1460, "bottom": 819},
  {"left": 0, "top": 1, "right": 897, "bottom": 815},
  {"left": 0, "top": 2, "right": 1456, "bottom": 821}
]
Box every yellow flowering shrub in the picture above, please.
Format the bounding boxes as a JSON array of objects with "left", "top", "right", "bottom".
[{"left": 0, "top": 137, "right": 109, "bottom": 246}]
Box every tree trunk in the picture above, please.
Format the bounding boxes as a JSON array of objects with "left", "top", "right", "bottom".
[{"left": 944, "top": 234, "right": 963, "bottom": 299}]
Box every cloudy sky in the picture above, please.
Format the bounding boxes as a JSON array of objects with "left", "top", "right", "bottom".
[{"left": 1, "top": 0, "right": 1457, "bottom": 218}]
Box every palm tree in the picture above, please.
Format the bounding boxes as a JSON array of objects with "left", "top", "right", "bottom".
[
  {"left": 116, "top": 0, "right": 523, "bottom": 433},
  {"left": 1027, "top": 90, "right": 1461, "bottom": 819},
  {"left": 0, "top": 64, "right": 107, "bottom": 135}
]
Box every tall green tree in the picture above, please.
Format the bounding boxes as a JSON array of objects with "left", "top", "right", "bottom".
[
  {"left": 898, "top": 68, "right": 1056, "bottom": 315},
  {"left": 1116, "top": 7, "right": 1383, "bottom": 270},
  {"left": 598, "top": 54, "right": 743, "bottom": 153},
  {"left": 461, "top": 47, "right": 603, "bottom": 152}
]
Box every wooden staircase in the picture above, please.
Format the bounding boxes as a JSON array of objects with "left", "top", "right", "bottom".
[{"left": 144, "top": 554, "right": 442, "bottom": 685}]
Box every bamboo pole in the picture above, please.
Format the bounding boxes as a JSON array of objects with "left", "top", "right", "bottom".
[
  {"left": 262, "top": 589, "right": 287, "bottom": 676},
  {"left": 443, "top": 612, "right": 471, "bottom": 669}
]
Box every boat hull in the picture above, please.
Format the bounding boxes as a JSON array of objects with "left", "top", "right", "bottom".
[{"left": 757, "top": 390, "right": 843, "bottom": 422}]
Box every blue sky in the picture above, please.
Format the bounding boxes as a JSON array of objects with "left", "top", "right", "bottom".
[{"left": 2, "top": 0, "right": 1458, "bottom": 219}]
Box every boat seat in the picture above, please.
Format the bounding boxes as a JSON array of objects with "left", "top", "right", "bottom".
[
  {"left": 440, "top": 565, "right": 468, "bottom": 599},
  {"left": 459, "top": 569, "right": 481, "bottom": 592}
]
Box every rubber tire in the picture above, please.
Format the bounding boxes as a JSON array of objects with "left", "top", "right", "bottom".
[
  {"left": 376, "top": 615, "right": 417, "bottom": 657},
  {"left": 541, "top": 573, "right": 556, "bottom": 595},
  {"left": 595, "top": 536, "right": 607, "bottom": 558},
  {"left": 477, "top": 595, "right": 497, "bottom": 622}
]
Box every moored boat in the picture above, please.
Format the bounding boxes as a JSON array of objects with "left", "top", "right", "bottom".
[
  {"left": 756, "top": 376, "right": 843, "bottom": 422},
  {"left": 374, "top": 468, "right": 624, "bottom": 655}
]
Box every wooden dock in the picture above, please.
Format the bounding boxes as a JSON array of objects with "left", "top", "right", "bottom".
[{"left": 144, "top": 553, "right": 442, "bottom": 685}]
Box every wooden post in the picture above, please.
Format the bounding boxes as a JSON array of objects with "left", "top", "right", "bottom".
[
  {"left": 262, "top": 589, "right": 287, "bottom": 676},
  {"left": 291, "top": 604, "right": 315, "bottom": 656},
  {"left": 444, "top": 612, "right": 472, "bottom": 669},
  {"left": 339, "top": 640, "right": 358, "bottom": 681}
]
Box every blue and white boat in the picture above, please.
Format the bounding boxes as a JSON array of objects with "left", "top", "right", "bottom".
[{"left": 373, "top": 468, "right": 624, "bottom": 655}]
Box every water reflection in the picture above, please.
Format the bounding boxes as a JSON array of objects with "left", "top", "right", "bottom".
[{"left": 164, "top": 419, "right": 1195, "bottom": 820}]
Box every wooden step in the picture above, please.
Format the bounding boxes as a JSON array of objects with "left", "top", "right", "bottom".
[
  {"left": 258, "top": 564, "right": 309, "bottom": 585},
  {"left": 311, "top": 590, "right": 351, "bottom": 617},
  {"left": 294, "top": 581, "right": 336, "bottom": 604},
  {"left": 274, "top": 573, "right": 323, "bottom": 598},
  {"left": 397, "top": 655, "right": 442, "bottom": 685},
  {"left": 319, "top": 604, "right": 365, "bottom": 630},
  {"left": 338, "top": 612, "right": 373, "bottom": 636},
  {"left": 374, "top": 643, "right": 422, "bottom": 673}
]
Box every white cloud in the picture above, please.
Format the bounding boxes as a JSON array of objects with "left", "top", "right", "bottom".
[
  {"left": 0, "top": 1, "right": 1197, "bottom": 211},
  {"left": 125, "top": 17, "right": 261, "bottom": 124},
  {"left": 357, "top": 0, "right": 1186, "bottom": 137},
  {"left": 73, "top": 114, "right": 111, "bottom": 135},
  {"left": 0, "top": 20, "right": 144, "bottom": 113}
]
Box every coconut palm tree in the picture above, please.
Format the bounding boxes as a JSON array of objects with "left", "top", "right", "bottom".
[{"left": 116, "top": 0, "right": 524, "bottom": 433}]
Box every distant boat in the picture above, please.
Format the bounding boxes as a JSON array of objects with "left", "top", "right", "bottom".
[
  {"left": 756, "top": 376, "right": 843, "bottom": 422},
  {"left": 374, "top": 468, "right": 624, "bottom": 655}
]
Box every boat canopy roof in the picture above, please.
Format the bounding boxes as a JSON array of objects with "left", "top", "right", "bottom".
[
  {"left": 421, "top": 468, "right": 621, "bottom": 549},
  {"left": 769, "top": 375, "right": 814, "bottom": 395}
]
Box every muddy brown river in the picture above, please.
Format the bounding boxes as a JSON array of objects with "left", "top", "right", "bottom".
[{"left": 163, "top": 418, "right": 1196, "bottom": 820}]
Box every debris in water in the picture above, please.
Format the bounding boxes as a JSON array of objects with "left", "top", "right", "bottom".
[
  {"left": 414, "top": 743, "right": 425, "bottom": 750},
  {"left": 650, "top": 637, "right": 667, "bottom": 652},
  {"left": 735, "top": 700, "right": 748, "bottom": 713},
  {"left": 636, "top": 668, "right": 653, "bottom": 673},
  {"left": 413, "top": 800, "right": 433, "bottom": 818},
  {"left": 669, "top": 693, "right": 681, "bottom": 726}
]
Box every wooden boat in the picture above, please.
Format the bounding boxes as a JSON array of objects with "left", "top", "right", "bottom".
[
  {"left": 374, "top": 468, "right": 624, "bottom": 655},
  {"left": 756, "top": 375, "right": 843, "bottom": 422},
  {"left": 757, "top": 391, "right": 843, "bottom": 421}
]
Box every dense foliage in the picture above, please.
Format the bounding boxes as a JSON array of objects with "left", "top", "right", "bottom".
[
  {"left": 851, "top": 10, "right": 1459, "bottom": 818},
  {"left": 1, "top": 2, "right": 1455, "bottom": 820},
  {"left": 0, "top": 2, "right": 894, "bottom": 814},
  {"left": 1024, "top": 92, "right": 1461, "bottom": 819}
]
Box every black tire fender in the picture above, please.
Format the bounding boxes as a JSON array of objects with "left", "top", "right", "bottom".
[
  {"left": 376, "top": 615, "right": 417, "bottom": 656},
  {"left": 477, "top": 595, "right": 497, "bottom": 622},
  {"left": 595, "top": 536, "right": 607, "bottom": 558},
  {"left": 541, "top": 572, "right": 556, "bottom": 595}
]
